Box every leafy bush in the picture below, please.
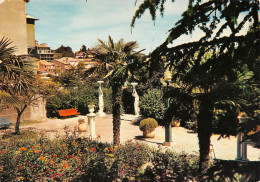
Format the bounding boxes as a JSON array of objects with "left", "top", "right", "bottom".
[
  {"left": 46, "top": 85, "right": 113, "bottom": 118},
  {"left": 140, "top": 89, "right": 166, "bottom": 124},
  {"left": 139, "top": 118, "right": 158, "bottom": 133},
  {"left": 142, "top": 150, "right": 200, "bottom": 181}
]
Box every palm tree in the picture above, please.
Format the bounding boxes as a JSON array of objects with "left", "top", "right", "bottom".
[
  {"left": 93, "top": 36, "right": 144, "bottom": 146},
  {"left": 0, "top": 37, "right": 36, "bottom": 134},
  {"left": 0, "top": 37, "right": 21, "bottom": 106}
]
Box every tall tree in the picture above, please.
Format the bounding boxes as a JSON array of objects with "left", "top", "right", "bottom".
[
  {"left": 132, "top": 0, "right": 259, "bottom": 172},
  {"left": 91, "top": 36, "right": 144, "bottom": 146}
]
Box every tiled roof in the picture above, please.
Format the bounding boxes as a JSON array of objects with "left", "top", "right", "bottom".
[
  {"left": 36, "top": 44, "right": 50, "bottom": 48},
  {"left": 39, "top": 60, "right": 55, "bottom": 66}
]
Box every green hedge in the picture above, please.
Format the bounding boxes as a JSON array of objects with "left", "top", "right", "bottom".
[
  {"left": 46, "top": 85, "right": 113, "bottom": 118},
  {"left": 140, "top": 89, "right": 166, "bottom": 124}
]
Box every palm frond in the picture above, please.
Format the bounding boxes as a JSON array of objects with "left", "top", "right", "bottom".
[{"left": 0, "top": 37, "right": 16, "bottom": 59}]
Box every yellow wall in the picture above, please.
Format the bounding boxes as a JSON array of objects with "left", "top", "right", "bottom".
[
  {"left": 0, "top": 0, "right": 28, "bottom": 55},
  {"left": 27, "top": 20, "right": 36, "bottom": 48}
]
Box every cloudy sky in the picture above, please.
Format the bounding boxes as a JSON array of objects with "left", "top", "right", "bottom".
[{"left": 26, "top": 0, "right": 249, "bottom": 54}]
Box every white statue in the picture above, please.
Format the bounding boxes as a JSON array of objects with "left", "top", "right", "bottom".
[
  {"left": 97, "top": 81, "right": 106, "bottom": 117},
  {"left": 131, "top": 82, "right": 140, "bottom": 116}
]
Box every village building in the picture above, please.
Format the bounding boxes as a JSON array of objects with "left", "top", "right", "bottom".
[
  {"left": 38, "top": 60, "right": 55, "bottom": 75},
  {"left": 31, "top": 43, "right": 54, "bottom": 61},
  {"left": 0, "top": 0, "right": 38, "bottom": 55},
  {"left": 75, "top": 51, "right": 86, "bottom": 59}
]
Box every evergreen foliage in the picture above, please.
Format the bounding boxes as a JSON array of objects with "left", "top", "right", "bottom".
[
  {"left": 140, "top": 89, "right": 166, "bottom": 123},
  {"left": 132, "top": 0, "right": 259, "bottom": 172}
]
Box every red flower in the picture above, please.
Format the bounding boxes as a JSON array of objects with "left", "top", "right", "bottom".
[
  {"left": 34, "top": 150, "right": 39, "bottom": 154},
  {"left": 136, "top": 148, "right": 139, "bottom": 151},
  {"left": 53, "top": 154, "right": 57, "bottom": 157},
  {"left": 62, "top": 144, "right": 66, "bottom": 148},
  {"left": 92, "top": 148, "right": 96, "bottom": 152},
  {"left": 1, "top": 151, "right": 6, "bottom": 154},
  {"left": 110, "top": 147, "right": 114, "bottom": 152},
  {"left": 19, "top": 166, "right": 22, "bottom": 170},
  {"left": 66, "top": 155, "right": 69, "bottom": 159},
  {"left": 32, "top": 146, "right": 35, "bottom": 149},
  {"left": 64, "top": 164, "right": 68, "bottom": 168},
  {"left": 122, "top": 165, "right": 126, "bottom": 168}
]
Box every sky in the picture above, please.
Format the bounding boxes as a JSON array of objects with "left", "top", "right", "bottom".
[{"left": 26, "top": 0, "right": 249, "bottom": 54}]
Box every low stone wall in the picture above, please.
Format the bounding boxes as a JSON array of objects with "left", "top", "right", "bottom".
[{"left": 0, "top": 97, "right": 47, "bottom": 124}]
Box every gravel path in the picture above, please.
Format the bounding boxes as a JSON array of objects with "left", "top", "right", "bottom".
[{"left": 2, "top": 114, "right": 259, "bottom": 161}]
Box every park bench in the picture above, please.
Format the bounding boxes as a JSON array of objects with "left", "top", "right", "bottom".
[
  {"left": 58, "top": 109, "right": 80, "bottom": 118},
  {"left": 0, "top": 117, "right": 12, "bottom": 129}
]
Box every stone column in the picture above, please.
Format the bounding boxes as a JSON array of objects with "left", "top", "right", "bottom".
[
  {"left": 131, "top": 82, "right": 140, "bottom": 116},
  {"left": 97, "top": 81, "right": 106, "bottom": 117},
  {"left": 87, "top": 104, "right": 96, "bottom": 138},
  {"left": 235, "top": 116, "right": 249, "bottom": 161},
  {"left": 235, "top": 132, "right": 242, "bottom": 160},
  {"left": 241, "top": 133, "right": 249, "bottom": 161}
]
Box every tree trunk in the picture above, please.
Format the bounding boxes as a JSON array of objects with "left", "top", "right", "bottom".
[
  {"left": 197, "top": 96, "right": 214, "bottom": 173},
  {"left": 14, "top": 105, "right": 27, "bottom": 135},
  {"left": 112, "top": 84, "right": 122, "bottom": 146},
  {"left": 15, "top": 112, "right": 22, "bottom": 135}
]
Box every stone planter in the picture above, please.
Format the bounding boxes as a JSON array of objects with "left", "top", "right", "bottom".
[
  {"left": 78, "top": 119, "right": 87, "bottom": 132},
  {"left": 172, "top": 119, "right": 180, "bottom": 127},
  {"left": 143, "top": 130, "right": 156, "bottom": 138},
  {"left": 88, "top": 105, "right": 95, "bottom": 114}
]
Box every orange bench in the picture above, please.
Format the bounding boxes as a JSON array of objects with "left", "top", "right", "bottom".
[{"left": 58, "top": 109, "right": 80, "bottom": 117}]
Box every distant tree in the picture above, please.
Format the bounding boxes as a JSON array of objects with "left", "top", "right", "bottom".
[
  {"left": 132, "top": 0, "right": 259, "bottom": 172},
  {"left": 80, "top": 44, "right": 87, "bottom": 53},
  {"left": 55, "top": 45, "right": 74, "bottom": 57}
]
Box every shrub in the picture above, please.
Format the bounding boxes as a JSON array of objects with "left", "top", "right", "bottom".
[
  {"left": 46, "top": 85, "right": 114, "bottom": 118},
  {"left": 139, "top": 118, "right": 158, "bottom": 133},
  {"left": 145, "top": 150, "right": 200, "bottom": 181},
  {"left": 140, "top": 89, "right": 166, "bottom": 124},
  {"left": 1, "top": 130, "right": 258, "bottom": 181}
]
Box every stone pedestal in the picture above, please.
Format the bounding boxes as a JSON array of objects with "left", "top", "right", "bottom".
[
  {"left": 235, "top": 133, "right": 242, "bottom": 160},
  {"left": 131, "top": 82, "right": 140, "bottom": 116},
  {"left": 87, "top": 104, "right": 96, "bottom": 138},
  {"left": 97, "top": 81, "right": 106, "bottom": 117},
  {"left": 235, "top": 116, "right": 249, "bottom": 161},
  {"left": 87, "top": 113, "right": 96, "bottom": 138},
  {"left": 163, "top": 121, "right": 173, "bottom": 146}
]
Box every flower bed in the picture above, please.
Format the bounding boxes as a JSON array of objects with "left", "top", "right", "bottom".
[{"left": 0, "top": 129, "right": 254, "bottom": 181}]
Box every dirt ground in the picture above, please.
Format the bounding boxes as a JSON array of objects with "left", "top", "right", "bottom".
[{"left": 1, "top": 114, "right": 259, "bottom": 161}]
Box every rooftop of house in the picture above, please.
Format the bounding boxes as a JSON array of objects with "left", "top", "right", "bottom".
[
  {"left": 36, "top": 43, "right": 50, "bottom": 48},
  {"left": 76, "top": 52, "right": 85, "bottom": 56},
  {"left": 26, "top": 14, "right": 39, "bottom": 20},
  {"left": 39, "top": 60, "right": 55, "bottom": 66}
]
